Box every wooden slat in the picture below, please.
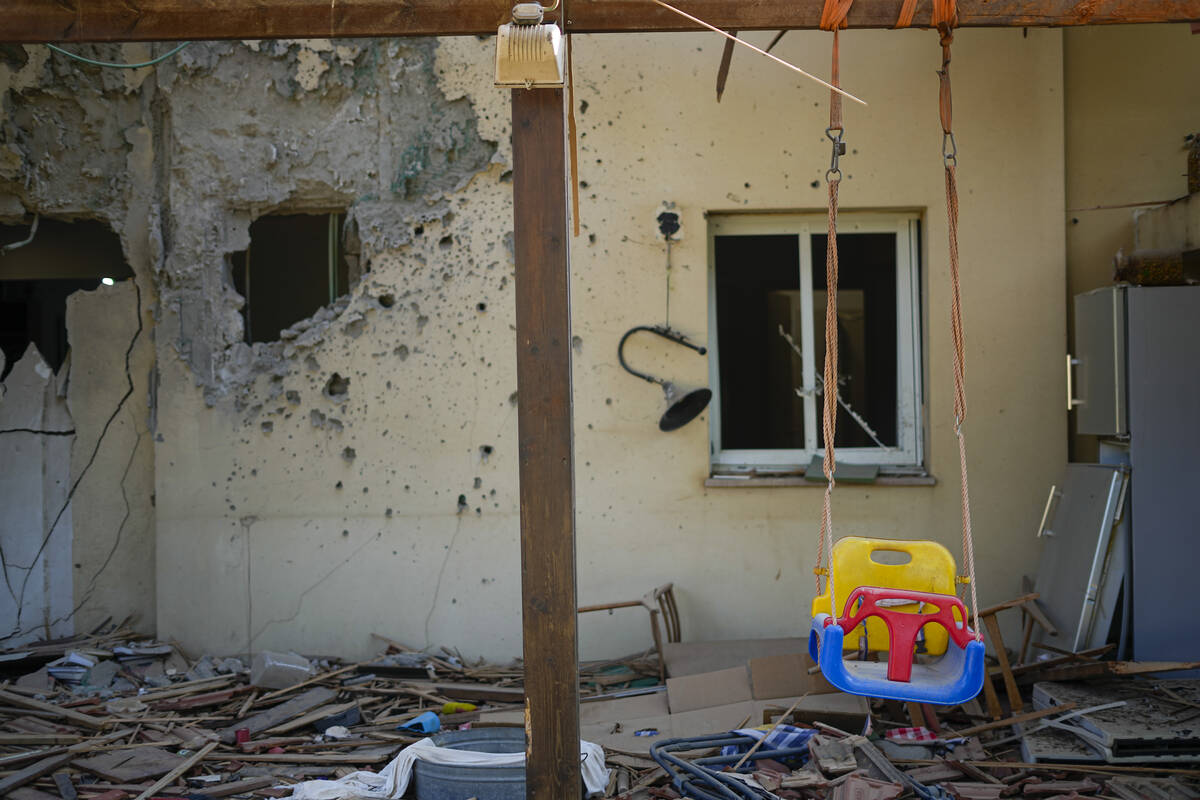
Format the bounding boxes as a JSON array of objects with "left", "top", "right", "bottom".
[
  {"left": 4, "top": 0, "right": 1198, "bottom": 43},
  {"left": 512, "top": 86, "right": 582, "bottom": 800},
  {"left": 0, "top": 689, "right": 109, "bottom": 730},
  {"left": 952, "top": 702, "right": 1076, "bottom": 737},
  {"left": 131, "top": 741, "right": 218, "bottom": 800}
]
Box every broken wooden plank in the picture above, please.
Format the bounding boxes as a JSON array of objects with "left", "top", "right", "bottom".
[
  {"left": 0, "top": 733, "right": 82, "bottom": 745},
  {"left": 131, "top": 740, "right": 217, "bottom": 800},
  {"left": 217, "top": 686, "right": 335, "bottom": 743},
  {"left": 952, "top": 702, "right": 1077, "bottom": 737},
  {"left": 111, "top": 675, "right": 234, "bottom": 705},
  {"left": 188, "top": 776, "right": 275, "bottom": 798},
  {"left": 1110, "top": 660, "right": 1200, "bottom": 675},
  {"left": 0, "top": 689, "right": 110, "bottom": 729},
  {"left": 72, "top": 747, "right": 186, "bottom": 783},
  {"left": 262, "top": 700, "right": 358, "bottom": 735},
  {"left": 206, "top": 745, "right": 398, "bottom": 764},
  {"left": 6, "top": 0, "right": 1199, "bottom": 43},
  {"left": 7, "top": 787, "right": 62, "bottom": 800},
  {"left": 257, "top": 663, "right": 360, "bottom": 701},
  {"left": 430, "top": 682, "right": 526, "bottom": 704},
  {"left": 151, "top": 687, "right": 246, "bottom": 712},
  {"left": 53, "top": 772, "right": 77, "bottom": 800},
  {"left": 0, "top": 751, "right": 76, "bottom": 796}
]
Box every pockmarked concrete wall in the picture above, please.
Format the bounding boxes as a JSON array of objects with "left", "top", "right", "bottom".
[
  {"left": 143, "top": 28, "right": 1066, "bottom": 661},
  {"left": 1, "top": 28, "right": 1067, "bottom": 660},
  {"left": 1063, "top": 23, "right": 1200, "bottom": 461}
]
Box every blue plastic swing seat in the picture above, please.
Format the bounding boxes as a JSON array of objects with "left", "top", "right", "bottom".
[{"left": 809, "top": 613, "right": 985, "bottom": 705}]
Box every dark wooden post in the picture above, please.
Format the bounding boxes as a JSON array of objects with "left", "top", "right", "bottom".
[{"left": 511, "top": 87, "right": 581, "bottom": 800}]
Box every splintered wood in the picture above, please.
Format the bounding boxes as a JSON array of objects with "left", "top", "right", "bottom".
[{"left": 3, "top": 622, "right": 1200, "bottom": 799}]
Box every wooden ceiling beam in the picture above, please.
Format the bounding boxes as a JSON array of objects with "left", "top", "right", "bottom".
[{"left": 6, "top": 0, "right": 1199, "bottom": 44}]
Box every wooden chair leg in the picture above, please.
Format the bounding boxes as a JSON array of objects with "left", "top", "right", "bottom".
[
  {"left": 982, "top": 613, "right": 1022, "bottom": 712},
  {"left": 1019, "top": 610, "right": 1035, "bottom": 665},
  {"left": 981, "top": 670, "right": 1004, "bottom": 720},
  {"left": 648, "top": 609, "right": 665, "bottom": 682}
]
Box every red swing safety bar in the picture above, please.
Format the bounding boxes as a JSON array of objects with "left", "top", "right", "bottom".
[{"left": 824, "top": 586, "right": 979, "bottom": 683}]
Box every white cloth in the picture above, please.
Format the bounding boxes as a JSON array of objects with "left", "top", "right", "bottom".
[{"left": 287, "top": 736, "right": 610, "bottom": 799}]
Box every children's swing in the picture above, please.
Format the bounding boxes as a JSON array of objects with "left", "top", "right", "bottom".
[{"left": 806, "top": 0, "right": 986, "bottom": 706}]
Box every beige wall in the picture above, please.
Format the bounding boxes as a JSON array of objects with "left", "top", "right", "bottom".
[
  {"left": 154, "top": 28, "right": 1066, "bottom": 661},
  {"left": 1064, "top": 24, "right": 1200, "bottom": 459}
]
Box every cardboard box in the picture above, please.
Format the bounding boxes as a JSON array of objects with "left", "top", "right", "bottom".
[
  {"left": 662, "top": 638, "right": 810, "bottom": 678},
  {"left": 666, "top": 665, "right": 751, "bottom": 713},
  {"left": 748, "top": 652, "right": 835, "bottom": 698}
]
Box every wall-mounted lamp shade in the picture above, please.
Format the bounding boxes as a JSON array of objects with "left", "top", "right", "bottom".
[
  {"left": 618, "top": 325, "right": 712, "bottom": 432},
  {"left": 659, "top": 383, "right": 713, "bottom": 432}
]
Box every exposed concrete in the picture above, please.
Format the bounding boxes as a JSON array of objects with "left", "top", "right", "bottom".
[
  {"left": 151, "top": 38, "right": 497, "bottom": 403},
  {"left": 0, "top": 346, "right": 74, "bottom": 645}
]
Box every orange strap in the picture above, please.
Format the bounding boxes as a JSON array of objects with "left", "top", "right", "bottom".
[{"left": 894, "top": 0, "right": 957, "bottom": 32}]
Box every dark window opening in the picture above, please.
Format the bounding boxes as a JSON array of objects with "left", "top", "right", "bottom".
[
  {"left": 0, "top": 219, "right": 131, "bottom": 380},
  {"left": 713, "top": 231, "right": 899, "bottom": 451},
  {"left": 715, "top": 234, "right": 803, "bottom": 450},
  {"left": 231, "top": 213, "right": 360, "bottom": 344},
  {"left": 812, "top": 233, "right": 898, "bottom": 449}
]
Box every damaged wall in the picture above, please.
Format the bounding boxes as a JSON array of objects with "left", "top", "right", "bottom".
[
  {"left": 0, "top": 45, "right": 159, "bottom": 642},
  {"left": 151, "top": 28, "right": 1065, "bottom": 661},
  {"left": 0, "top": 346, "right": 74, "bottom": 645},
  {"left": 5, "top": 26, "right": 1072, "bottom": 661}
]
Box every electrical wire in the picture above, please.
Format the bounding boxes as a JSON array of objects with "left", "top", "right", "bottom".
[{"left": 44, "top": 41, "right": 191, "bottom": 69}]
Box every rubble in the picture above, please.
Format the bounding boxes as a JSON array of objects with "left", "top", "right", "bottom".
[{"left": 1, "top": 622, "right": 1199, "bottom": 799}]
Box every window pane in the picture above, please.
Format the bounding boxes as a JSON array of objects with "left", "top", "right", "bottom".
[
  {"left": 714, "top": 234, "right": 804, "bottom": 449},
  {"left": 811, "top": 233, "right": 898, "bottom": 448}
]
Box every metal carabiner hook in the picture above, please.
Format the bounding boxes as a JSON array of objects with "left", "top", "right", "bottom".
[
  {"left": 826, "top": 126, "right": 846, "bottom": 182},
  {"left": 942, "top": 131, "right": 958, "bottom": 167}
]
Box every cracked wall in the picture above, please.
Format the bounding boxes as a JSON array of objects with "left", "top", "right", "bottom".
[
  {"left": 1, "top": 25, "right": 1101, "bottom": 661},
  {"left": 0, "top": 45, "right": 158, "bottom": 644}
]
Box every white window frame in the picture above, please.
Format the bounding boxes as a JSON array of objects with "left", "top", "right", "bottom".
[{"left": 707, "top": 211, "right": 923, "bottom": 471}]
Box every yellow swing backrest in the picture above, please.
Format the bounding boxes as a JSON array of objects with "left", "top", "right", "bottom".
[{"left": 812, "top": 536, "right": 961, "bottom": 655}]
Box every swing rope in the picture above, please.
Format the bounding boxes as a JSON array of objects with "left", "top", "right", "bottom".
[
  {"left": 934, "top": 8, "right": 984, "bottom": 641},
  {"left": 815, "top": 0, "right": 982, "bottom": 640},
  {"left": 815, "top": 1, "right": 851, "bottom": 620}
]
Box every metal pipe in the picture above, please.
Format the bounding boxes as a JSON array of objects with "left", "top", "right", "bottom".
[{"left": 617, "top": 324, "right": 706, "bottom": 385}]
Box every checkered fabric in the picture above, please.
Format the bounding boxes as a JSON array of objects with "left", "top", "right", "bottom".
[
  {"left": 884, "top": 726, "right": 938, "bottom": 741},
  {"left": 720, "top": 724, "right": 817, "bottom": 758}
]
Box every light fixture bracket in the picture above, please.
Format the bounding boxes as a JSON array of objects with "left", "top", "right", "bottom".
[{"left": 495, "top": 3, "right": 566, "bottom": 89}]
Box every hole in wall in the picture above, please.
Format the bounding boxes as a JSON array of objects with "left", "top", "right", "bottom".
[
  {"left": 324, "top": 372, "right": 350, "bottom": 398},
  {"left": 230, "top": 211, "right": 362, "bottom": 344},
  {"left": 0, "top": 218, "right": 132, "bottom": 380}
]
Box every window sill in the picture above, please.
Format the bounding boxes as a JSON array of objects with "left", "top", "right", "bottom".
[{"left": 704, "top": 474, "right": 938, "bottom": 488}]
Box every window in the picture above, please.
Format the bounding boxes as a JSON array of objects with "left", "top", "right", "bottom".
[
  {"left": 707, "top": 212, "right": 922, "bottom": 472},
  {"left": 0, "top": 218, "right": 132, "bottom": 379},
  {"left": 231, "top": 212, "right": 359, "bottom": 343}
]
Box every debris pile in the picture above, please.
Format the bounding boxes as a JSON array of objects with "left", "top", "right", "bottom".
[{"left": 1, "top": 622, "right": 1198, "bottom": 799}]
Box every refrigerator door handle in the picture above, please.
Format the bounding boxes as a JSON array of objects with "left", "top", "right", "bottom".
[
  {"left": 1066, "top": 354, "right": 1082, "bottom": 411},
  {"left": 1037, "top": 484, "right": 1062, "bottom": 538}
]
